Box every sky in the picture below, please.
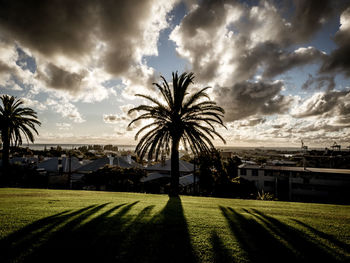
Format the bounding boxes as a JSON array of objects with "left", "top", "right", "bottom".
[{"left": 0, "top": 0, "right": 350, "bottom": 148}]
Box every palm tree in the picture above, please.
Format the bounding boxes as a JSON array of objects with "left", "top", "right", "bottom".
[
  {"left": 128, "top": 72, "right": 226, "bottom": 196},
  {"left": 0, "top": 95, "right": 41, "bottom": 169}
]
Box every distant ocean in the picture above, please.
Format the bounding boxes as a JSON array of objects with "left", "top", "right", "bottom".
[
  {"left": 23, "top": 144, "right": 136, "bottom": 152},
  {"left": 22, "top": 144, "right": 325, "bottom": 152}
]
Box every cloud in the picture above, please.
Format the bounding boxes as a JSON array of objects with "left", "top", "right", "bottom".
[
  {"left": 237, "top": 117, "right": 266, "bottom": 127},
  {"left": 292, "top": 90, "right": 350, "bottom": 124},
  {"left": 289, "top": 0, "right": 335, "bottom": 43},
  {"left": 56, "top": 123, "right": 72, "bottom": 131},
  {"left": 0, "top": 0, "right": 178, "bottom": 97},
  {"left": 36, "top": 63, "right": 85, "bottom": 93},
  {"left": 320, "top": 6, "right": 350, "bottom": 76},
  {"left": 296, "top": 121, "right": 350, "bottom": 133},
  {"left": 301, "top": 74, "right": 335, "bottom": 91},
  {"left": 262, "top": 47, "right": 327, "bottom": 78},
  {"left": 169, "top": 0, "right": 335, "bottom": 88},
  {"left": 21, "top": 97, "right": 47, "bottom": 111},
  {"left": 103, "top": 114, "right": 127, "bottom": 124},
  {"left": 46, "top": 98, "right": 85, "bottom": 123},
  {"left": 214, "top": 80, "right": 294, "bottom": 122}
]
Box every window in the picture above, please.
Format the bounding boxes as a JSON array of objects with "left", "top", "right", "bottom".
[
  {"left": 240, "top": 169, "right": 246, "bottom": 176},
  {"left": 252, "top": 169, "right": 258, "bottom": 176}
]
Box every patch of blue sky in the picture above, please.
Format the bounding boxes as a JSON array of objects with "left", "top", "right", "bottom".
[
  {"left": 16, "top": 47, "right": 36, "bottom": 73},
  {"left": 145, "top": 1, "right": 189, "bottom": 79},
  {"left": 309, "top": 16, "right": 339, "bottom": 53},
  {"left": 334, "top": 75, "right": 350, "bottom": 90},
  {"left": 275, "top": 64, "right": 320, "bottom": 96},
  {"left": 102, "top": 78, "right": 123, "bottom": 88}
]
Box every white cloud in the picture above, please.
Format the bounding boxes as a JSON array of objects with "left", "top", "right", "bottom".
[
  {"left": 46, "top": 98, "right": 85, "bottom": 123},
  {"left": 56, "top": 122, "right": 72, "bottom": 130}
]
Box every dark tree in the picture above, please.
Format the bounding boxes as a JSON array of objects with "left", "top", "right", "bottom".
[
  {"left": 0, "top": 95, "right": 41, "bottom": 170},
  {"left": 128, "top": 72, "right": 226, "bottom": 196}
]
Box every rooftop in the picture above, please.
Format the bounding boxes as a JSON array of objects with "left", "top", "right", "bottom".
[
  {"left": 145, "top": 159, "right": 194, "bottom": 173},
  {"left": 238, "top": 164, "right": 350, "bottom": 175}
]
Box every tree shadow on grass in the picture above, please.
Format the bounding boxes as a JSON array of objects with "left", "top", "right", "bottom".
[
  {"left": 115, "top": 196, "right": 197, "bottom": 263},
  {"left": 219, "top": 206, "right": 349, "bottom": 263},
  {"left": 210, "top": 231, "right": 236, "bottom": 263},
  {"left": 1, "top": 197, "right": 197, "bottom": 263},
  {"left": 292, "top": 218, "right": 350, "bottom": 254}
]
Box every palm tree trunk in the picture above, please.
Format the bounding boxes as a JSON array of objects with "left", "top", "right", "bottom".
[
  {"left": 170, "top": 136, "right": 180, "bottom": 197},
  {"left": 1, "top": 129, "right": 10, "bottom": 171}
]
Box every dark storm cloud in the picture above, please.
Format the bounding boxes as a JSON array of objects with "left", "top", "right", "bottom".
[
  {"left": 320, "top": 7, "right": 350, "bottom": 76},
  {"left": 262, "top": 47, "right": 327, "bottom": 78},
  {"left": 290, "top": 0, "right": 335, "bottom": 43},
  {"left": 179, "top": 0, "right": 231, "bottom": 38},
  {"left": 233, "top": 44, "right": 326, "bottom": 81},
  {"left": 0, "top": 61, "right": 12, "bottom": 73},
  {"left": 0, "top": 0, "right": 96, "bottom": 58},
  {"left": 301, "top": 74, "right": 335, "bottom": 91},
  {"left": 36, "top": 63, "right": 86, "bottom": 93},
  {"left": 0, "top": 0, "right": 166, "bottom": 80},
  {"left": 214, "top": 81, "right": 293, "bottom": 122},
  {"left": 171, "top": 0, "right": 341, "bottom": 88}
]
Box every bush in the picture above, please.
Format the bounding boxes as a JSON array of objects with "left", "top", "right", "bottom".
[
  {"left": 82, "top": 166, "right": 146, "bottom": 192},
  {"left": 256, "top": 190, "right": 275, "bottom": 201},
  {"left": 0, "top": 164, "right": 47, "bottom": 188}
]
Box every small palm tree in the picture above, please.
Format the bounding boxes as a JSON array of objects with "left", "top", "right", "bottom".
[
  {"left": 0, "top": 95, "right": 41, "bottom": 169},
  {"left": 128, "top": 72, "right": 226, "bottom": 196}
]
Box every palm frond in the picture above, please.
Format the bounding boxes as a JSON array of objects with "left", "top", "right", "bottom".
[{"left": 128, "top": 72, "right": 226, "bottom": 161}]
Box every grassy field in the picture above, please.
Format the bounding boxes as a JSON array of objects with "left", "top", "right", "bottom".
[{"left": 0, "top": 188, "right": 349, "bottom": 262}]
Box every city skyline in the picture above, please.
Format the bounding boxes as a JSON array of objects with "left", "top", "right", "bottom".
[{"left": 0, "top": 0, "right": 350, "bottom": 148}]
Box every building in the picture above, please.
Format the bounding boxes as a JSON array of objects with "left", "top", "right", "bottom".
[
  {"left": 141, "top": 159, "right": 198, "bottom": 194},
  {"left": 37, "top": 156, "right": 82, "bottom": 175},
  {"left": 71, "top": 156, "right": 141, "bottom": 187},
  {"left": 238, "top": 164, "right": 350, "bottom": 203}
]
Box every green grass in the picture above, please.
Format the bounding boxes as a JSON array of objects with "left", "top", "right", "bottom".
[{"left": 0, "top": 188, "right": 349, "bottom": 262}]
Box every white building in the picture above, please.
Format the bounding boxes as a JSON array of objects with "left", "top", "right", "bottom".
[{"left": 238, "top": 164, "right": 350, "bottom": 202}]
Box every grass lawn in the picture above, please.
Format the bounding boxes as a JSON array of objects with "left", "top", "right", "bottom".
[{"left": 0, "top": 188, "right": 349, "bottom": 262}]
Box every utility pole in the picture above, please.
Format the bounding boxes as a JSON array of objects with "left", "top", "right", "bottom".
[{"left": 68, "top": 150, "right": 72, "bottom": 189}]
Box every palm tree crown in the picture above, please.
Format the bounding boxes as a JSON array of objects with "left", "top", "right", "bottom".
[
  {"left": 128, "top": 72, "right": 226, "bottom": 195},
  {"left": 0, "top": 95, "right": 41, "bottom": 168}
]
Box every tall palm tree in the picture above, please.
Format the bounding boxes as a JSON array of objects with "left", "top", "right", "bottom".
[
  {"left": 0, "top": 95, "right": 41, "bottom": 169},
  {"left": 128, "top": 72, "right": 226, "bottom": 196}
]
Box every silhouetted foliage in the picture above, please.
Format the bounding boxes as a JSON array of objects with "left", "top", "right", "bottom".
[
  {"left": 83, "top": 166, "right": 146, "bottom": 192},
  {"left": 128, "top": 72, "right": 226, "bottom": 196},
  {"left": 0, "top": 164, "right": 47, "bottom": 188},
  {"left": 0, "top": 95, "right": 41, "bottom": 170},
  {"left": 197, "top": 149, "right": 255, "bottom": 198}
]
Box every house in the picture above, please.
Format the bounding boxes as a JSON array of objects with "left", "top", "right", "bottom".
[
  {"left": 37, "top": 156, "right": 82, "bottom": 175},
  {"left": 142, "top": 159, "right": 198, "bottom": 194},
  {"left": 71, "top": 156, "right": 142, "bottom": 187},
  {"left": 37, "top": 156, "right": 82, "bottom": 188},
  {"left": 238, "top": 163, "right": 350, "bottom": 203},
  {"left": 145, "top": 159, "right": 194, "bottom": 175}
]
